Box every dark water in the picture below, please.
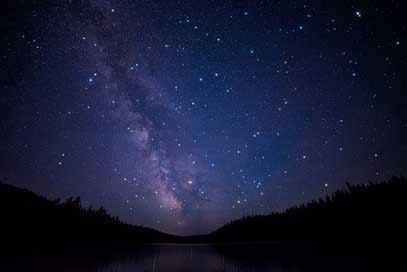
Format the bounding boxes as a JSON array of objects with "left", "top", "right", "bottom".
[{"left": 1, "top": 244, "right": 405, "bottom": 271}]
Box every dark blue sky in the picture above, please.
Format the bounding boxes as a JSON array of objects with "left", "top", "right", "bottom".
[{"left": 1, "top": 0, "right": 406, "bottom": 234}]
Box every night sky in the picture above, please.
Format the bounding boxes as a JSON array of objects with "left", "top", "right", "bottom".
[{"left": 1, "top": 0, "right": 406, "bottom": 235}]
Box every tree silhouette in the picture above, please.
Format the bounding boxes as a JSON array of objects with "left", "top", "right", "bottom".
[
  {"left": 0, "top": 181, "right": 177, "bottom": 255},
  {"left": 1, "top": 176, "right": 406, "bottom": 255},
  {"left": 209, "top": 176, "right": 407, "bottom": 253}
]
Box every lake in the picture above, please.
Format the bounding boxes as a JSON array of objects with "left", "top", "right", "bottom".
[{"left": 1, "top": 243, "right": 404, "bottom": 271}]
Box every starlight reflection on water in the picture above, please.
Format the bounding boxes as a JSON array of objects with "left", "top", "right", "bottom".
[
  {"left": 96, "top": 244, "right": 374, "bottom": 272},
  {"left": 2, "top": 244, "right": 403, "bottom": 272}
]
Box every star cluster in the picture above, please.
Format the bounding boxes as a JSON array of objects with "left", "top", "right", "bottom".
[{"left": 1, "top": 0, "right": 406, "bottom": 234}]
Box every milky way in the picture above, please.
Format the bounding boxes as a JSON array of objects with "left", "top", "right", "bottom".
[
  {"left": 1, "top": 0, "right": 406, "bottom": 234},
  {"left": 67, "top": 0, "right": 218, "bottom": 231},
  {"left": 76, "top": 0, "right": 186, "bottom": 222}
]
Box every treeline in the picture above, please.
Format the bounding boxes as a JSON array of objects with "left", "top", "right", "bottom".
[
  {"left": 1, "top": 176, "right": 406, "bottom": 254},
  {"left": 210, "top": 176, "right": 407, "bottom": 248},
  {"left": 0, "top": 182, "right": 176, "bottom": 254}
]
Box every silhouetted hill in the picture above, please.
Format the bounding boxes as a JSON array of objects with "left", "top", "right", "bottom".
[
  {"left": 0, "top": 182, "right": 177, "bottom": 255},
  {"left": 209, "top": 176, "right": 407, "bottom": 252},
  {"left": 2, "top": 177, "right": 407, "bottom": 255}
]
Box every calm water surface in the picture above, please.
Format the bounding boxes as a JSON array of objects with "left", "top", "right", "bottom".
[
  {"left": 2, "top": 244, "right": 404, "bottom": 271},
  {"left": 98, "top": 244, "right": 301, "bottom": 272}
]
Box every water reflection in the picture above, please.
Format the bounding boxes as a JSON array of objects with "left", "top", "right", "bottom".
[
  {"left": 98, "top": 244, "right": 303, "bottom": 272},
  {"left": 2, "top": 244, "right": 403, "bottom": 271},
  {"left": 96, "top": 244, "right": 367, "bottom": 272}
]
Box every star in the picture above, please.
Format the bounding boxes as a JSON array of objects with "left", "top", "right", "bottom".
[{"left": 4, "top": 0, "right": 406, "bottom": 236}]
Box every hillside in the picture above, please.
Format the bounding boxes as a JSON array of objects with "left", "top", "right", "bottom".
[
  {"left": 1, "top": 176, "right": 407, "bottom": 254},
  {"left": 0, "top": 182, "right": 176, "bottom": 254},
  {"left": 210, "top": 176, "right": 407, "bottom": 250}
]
